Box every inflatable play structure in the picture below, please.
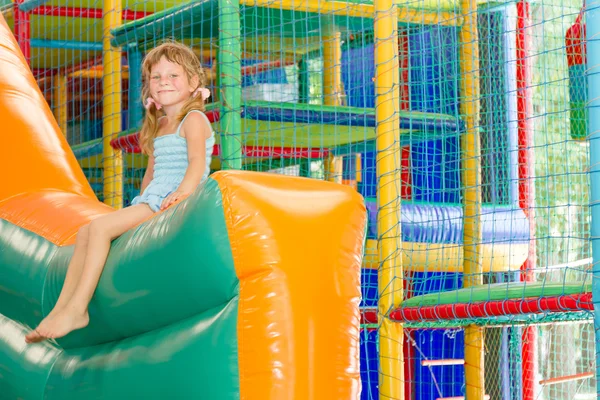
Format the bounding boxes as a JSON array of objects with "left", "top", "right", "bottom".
[
  {"left": 0, "top": 14, "right": 367, "bottom": 399},
  {"left": 2, "top": 0, "right": 600, "bottom": 397}
]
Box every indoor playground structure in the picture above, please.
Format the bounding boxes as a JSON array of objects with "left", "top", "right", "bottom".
[{"left": 0, "top": 0, "right": 600, "bottom": 398}]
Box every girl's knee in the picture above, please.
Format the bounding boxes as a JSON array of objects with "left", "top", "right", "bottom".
[
  {"left": 77, "top": 224, "right": 90, "bottom": 243},
  {"left": 88, "top": 219, "right": 113, "bottom": 240},
  {"left": 88, "top": 220, "right": 104, "bottom": 237}
]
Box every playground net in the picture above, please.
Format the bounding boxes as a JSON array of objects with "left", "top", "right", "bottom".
[{"left": 6, "top": 0, "right": 596, "bottom": 397}]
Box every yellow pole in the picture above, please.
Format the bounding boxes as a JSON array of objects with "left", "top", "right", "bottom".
[
  {"left": 374, "top": 0, "right": 403, "bottom": 397},
  {"left": 324, "top": 154, "right": 343, "bottom": 183},
  {"left": 102, "top": 0, "right": 123, "bottom": 208},
  {"left": 323, "top": 30, "right": 344, "bottom": 106},
  {"left": 356, "top": 153, "right": 362, "bottom": 183},
  {"left": 324, "top": 154, "right": 335, "bottom": 182},
  {"left": 459, "top": 0, "right": 484, "bottom": 395},
  {"left": 333, "top": 156, "right": 343, "bottom": 184},
  {"left": 53, "top": 73, "right": 67, "bottom": 136}
]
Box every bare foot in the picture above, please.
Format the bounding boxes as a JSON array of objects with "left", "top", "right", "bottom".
[
  {"left": 25, "top": 314, "right": 56, "bottom": 344},
  {"left": 34, "top": 307, "right": 89, "bottom": 341},
  {"left": 25, "top": 328, "right": 44, "bottom": 344},
  {"left": 25, "top": 305, "right": 67, "bottom": 343}
]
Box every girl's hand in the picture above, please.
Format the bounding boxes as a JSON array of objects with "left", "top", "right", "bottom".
[{"left": 161, "top": 190, "right": 190, "bottom": 210}]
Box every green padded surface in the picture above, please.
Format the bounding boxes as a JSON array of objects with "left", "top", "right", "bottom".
[
  {"left": 402, "top": 281, "right": 592, "bottom": 308},
  {"left": 0, "top": 177, "right": 238, "bottom": 349},
  {"left": 45, "top": 299, "right": 239, "bottom": 400},
  {"left": 0, "top": 219, "right": 52, "bottom": 329},
  {"left": 0, "top": 177, "right": 243, "bottom": 399},
  {"left": 0, "top": 299, "right": 240, "bottom": 400},
  {"left": 0, "top": 314, "right": 61, "bottom": 400},
  {"left": 242, "top": 100, "right": 460, "bottom": 125}
]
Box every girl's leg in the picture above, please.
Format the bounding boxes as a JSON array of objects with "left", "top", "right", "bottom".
[
  {"left": 33, "top": 204, "right": 154, "bottom": 341},
  {"left": 25, "top": 225, "right": 91, "bottom": 343}
]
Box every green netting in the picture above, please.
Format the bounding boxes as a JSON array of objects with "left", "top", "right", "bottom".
[{"left": 403, "top": 310, "right": 593, "bottom": 328}]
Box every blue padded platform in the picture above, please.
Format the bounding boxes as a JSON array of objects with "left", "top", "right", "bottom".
[{"left": 365, "top": 199, "right": 530, "bottom": 244}]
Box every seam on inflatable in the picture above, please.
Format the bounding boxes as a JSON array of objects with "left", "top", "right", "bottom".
[{"left": 212, "top": 173, "right": 245, "bottom": 400}]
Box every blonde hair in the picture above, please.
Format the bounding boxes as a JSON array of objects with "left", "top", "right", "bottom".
[{"left": 139, "top": 40, "right": 208, "bottom": 155}]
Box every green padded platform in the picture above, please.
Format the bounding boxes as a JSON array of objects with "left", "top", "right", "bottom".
[
  {"left": 109, "top": 0, "right": 461, "bottom": 47},
  {"left": 402, "top": 281, "right": 592, "bottom": 308}
]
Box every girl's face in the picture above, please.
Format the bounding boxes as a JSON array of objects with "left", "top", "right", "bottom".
[{"left": 148, "top": 56, "right": 197, "bottom": 110}]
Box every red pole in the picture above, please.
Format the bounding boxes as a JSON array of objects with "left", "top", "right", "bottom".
[
  {"left": 13, "top": 0, "right": 30, "bottom": 62},
  {"left": 398, "top": 29, "right": 410, "bottom": 111},
  {"left": 517, "top": 1, "right": 536, "bottom": 399},
  {"left": 28, "top": 5, "right": 152, "bottom": 21}
]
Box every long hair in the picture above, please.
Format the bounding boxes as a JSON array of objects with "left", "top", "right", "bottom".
[{"left": 139, "top": 40, "right": 208, "bottom": 156}]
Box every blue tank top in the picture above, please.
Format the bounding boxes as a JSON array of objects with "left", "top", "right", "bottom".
[{"left": 130, "top": 110, "right": 215, "bottom": 212}]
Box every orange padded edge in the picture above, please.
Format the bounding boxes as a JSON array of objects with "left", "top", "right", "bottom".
[
  {"left": 0, "top": 14, "right": 104, "bottom": 245},
  {"left": 0, "top": 191, "right": 114, "bottom": 246},
  {"left": 213, "top": 170, "right": 366, "bottom": 400}
]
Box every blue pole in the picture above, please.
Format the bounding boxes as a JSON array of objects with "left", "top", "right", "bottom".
[
  {"left": 585, "top": 0, "right": 600, "bottom": 396},
  {"left": 30, "top": 39, "right": 102, "bottom": 51},
  {"left": 127, "top": 44, "right": 144, "bottom": 130},
  {"left": 497, "top": 270, "right": 514, "bottom": 400},
  {"left": 17, "top": 0, "right": 50, "bottom": 12}
]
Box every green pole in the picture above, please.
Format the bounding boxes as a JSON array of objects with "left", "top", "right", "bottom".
[
  {"left": 299, "top": 158, "right": 312, "bottom": 177},
  {"left": 298, "top": 56, "right": 309, "bottom": 104},
  {"left": 218, "top": 0, "right": 242, "bottom": 170}
]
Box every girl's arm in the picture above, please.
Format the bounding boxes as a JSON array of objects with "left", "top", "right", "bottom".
[
  {"left": 140, "top": 155, "right": 155, "bottom": 195},
  {"left": 160, "top": 113, "right": 210, "bottom": 210}
]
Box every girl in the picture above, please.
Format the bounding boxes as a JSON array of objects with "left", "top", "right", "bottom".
[{"left": 25, "top": 41, "right": 216, "bottom": 343}]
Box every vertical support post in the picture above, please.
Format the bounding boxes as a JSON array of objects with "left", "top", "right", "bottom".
[
  {"left": 102, "top": 0, "right": 123, "bottom": 208},
  {"left": 398, "top": 30, "right": 410, "bottom": 111},
  {"left": 127, "top": 43, "right": 144, "bottom": 130},
  {"left": 298, "top": 56, "right": 309, "bottom": 104},
  {"left": 53, "top": 73, "right": 68, "bottom": 136},
  {"left": 585, "top": 1, "right": 600, "bottom": 396},
  {"left": 298, "top": 53, "right": 312, "bottom": 179},
  {"left": 323, "top": 29, "right": 344, "bottom": 106},
  {"left": 324, "top": 154, "right": 336, "bottom": 182},
  {"left": 500, "top": 327, "right": 512, "bottom": 400},
  {"left": 324, "top": 155, "right": 343, "bottom": 183},
  {"left": 299, "top": 158, "right": 312, "bottom": 178},
  {"left": 356, "top": 153, "right": 362, "bottom": 183},
  {"left": 517, "top": 1, "right": 537, "bottom": 399},
  {"left": 459, "top": 0, "right": 484, "bottom": 396},
  {"left": 14, "top": 0, "right": 30, "bottom": 63},
  {"left": 218, "top": 0, "right": 242, "bottom": 170},
  {"left": 374, "top": 0, "right": 403, "bottom": 398},
  {"left": 403, "top": 328, "right": 415, "bottom": 399}
]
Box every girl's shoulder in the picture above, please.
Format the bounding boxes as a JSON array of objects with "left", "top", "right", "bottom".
[
  {"left": 179, "top": 109, "right": 213, "bottom": 139},
  {"left": 185, "top": 109, "right": 209, "bottom": 119},
  {"left": 182, "top": 109, "right": 212, "bottom": 127}
]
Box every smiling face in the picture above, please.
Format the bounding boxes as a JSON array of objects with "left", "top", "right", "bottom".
[{"left": 149, "top": 56, "right": 198, "bottom": 111}]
